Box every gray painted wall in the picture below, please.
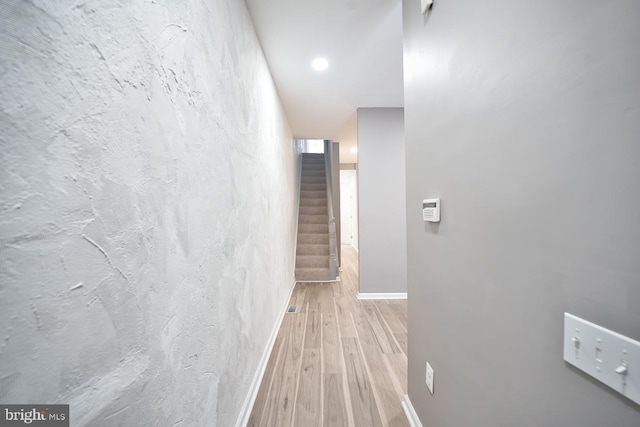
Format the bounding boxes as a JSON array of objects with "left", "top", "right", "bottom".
[
  {"left": 403, "top": 0, "right": 640, "bottom": 426},
  {"left": 357, "top": 108, "right": 407, "bottom": 294},
  {"left": 0, "top": 1, "right": 299, "bottom": 426}
]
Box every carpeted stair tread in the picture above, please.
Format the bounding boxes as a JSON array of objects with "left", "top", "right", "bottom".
[
  {"left": 297, "top": 244, "right": 330, "bottom": 255},
  {"left": 296, "top": 255, "right": 330, "bottom": 268}
]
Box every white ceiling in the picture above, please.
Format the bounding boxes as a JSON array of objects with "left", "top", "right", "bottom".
[{"left": 245, "top": 0, "right": 404, "bottom": 163}]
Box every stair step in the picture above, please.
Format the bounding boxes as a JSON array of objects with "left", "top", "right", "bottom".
[
  {"left": 299, "top": 214, "right": 328, "bottom": 224},
  {"left": 300, "top": 190, "right": 327, "bottom": 199},
  {"left": 296, "top": 267, "right": 331, "bottom": 281},
  {"left": 301, "top": 183, "right": 326, "bottom": 191},
  {"left": 303, "top": 163, "right": 325, "bottom": 170},
  {"left": 297, "top": 244, "right": 330, "bottom": 256},
  {"left": 296, "top": 255, "right": 330, "bottom": 268},
  {"left": 297, "top": 234, "right": 329, "bottom": 244},
  {"left": 296, "top": 153, "right": 331, "bottom": 282},
  {"left": 299, "top": 206, "right": 328, "bottom": 215},
  {"left": 301, "top": 176, "right": 326, "bottom": 184},
  {"left": 298, "top": 223, "right": 329, "bottom": 234},
  {"left": 300, "top": 198, "right": 327, "bottom": 207}
]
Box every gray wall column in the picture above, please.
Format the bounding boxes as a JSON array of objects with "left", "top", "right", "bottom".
[{"left": 357, "top": 107, "right": 407, "bottom": 295}]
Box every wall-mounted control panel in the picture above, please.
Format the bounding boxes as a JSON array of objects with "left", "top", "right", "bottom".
[
  {"left": 421, "top": 0, "right": 433, "bottom": 15},
  {"left": 422, "top": 199, "right": 440, "bottom": 222},
  {"left": 563, "top": 313, "right": 640, "bottom": 405}
]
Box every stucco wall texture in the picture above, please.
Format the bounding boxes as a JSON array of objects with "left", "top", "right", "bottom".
[{"left": 0, "top": 1, "right": 299, "bottom": 426}]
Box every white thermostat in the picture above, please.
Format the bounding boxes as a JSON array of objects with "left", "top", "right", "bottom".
[
  {"left": 421, "top": 0, "right": 433, "bottom": 15},
  {"left": 422, "top": 198, "right": 440, "bottom": 222}
]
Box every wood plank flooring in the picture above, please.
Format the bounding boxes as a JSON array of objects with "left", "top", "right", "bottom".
[{"left": 248, "top": 245, "right": 408, "bottom": 427}]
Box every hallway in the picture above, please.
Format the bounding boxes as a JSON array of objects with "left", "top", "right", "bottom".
[{"left": 248, "top": 246, "right": 409, "bottom": 426}]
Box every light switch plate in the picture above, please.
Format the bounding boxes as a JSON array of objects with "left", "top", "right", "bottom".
[
  {"left": 563, "top": 313, "right": 640, "bottom": 405},
  {"left": 426, "top": 362, "right": 434, "bottom": 394}
]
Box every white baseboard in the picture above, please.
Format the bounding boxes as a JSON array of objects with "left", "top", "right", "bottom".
[
  {"left": 357, "top": 292, "right": 407, "bottom": 300},
  {"left": 235, "top": 279, "right": 297, "bottom": 427},
  {"left": 295, "top": 277, "right": 341, "bottom": 284},
  {"left": 402, "top": 394, "right": 423, "bottom": 427}
]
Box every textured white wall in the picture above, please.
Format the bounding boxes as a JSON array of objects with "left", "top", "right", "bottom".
[{"left": 0, "top": 1, "right": 298, "bottom": 426}]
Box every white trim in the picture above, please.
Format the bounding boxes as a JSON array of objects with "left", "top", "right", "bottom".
[
  {"left": 235, "top": 279, "right": 297, "bottom": 427},
  {"left": 295, "top": 277, "right": 341, "bottom": 284},
  {"left": 402, "top": 394, "right": 423, "bottom": 427},
  {"left": 357, "top": 292, "right": 407, "bottom": 300},
  {"left": 292, "top": 145, "right": 304, "bottom": 278}
]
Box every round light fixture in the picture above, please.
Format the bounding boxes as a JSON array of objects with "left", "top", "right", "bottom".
[
  {"left": 350, "top": 147, "right": 358, "bottom": 153},
  {"left": 311, "top": 57, "right": 329, "bottom": 71}
]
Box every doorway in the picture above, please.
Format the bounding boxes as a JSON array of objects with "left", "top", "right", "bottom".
[
  {"left": 339, "top": 169, "right": 358, "bottom": 251},
  {"left": 306, "top": 139, "right": 325, "bottom": 153}
]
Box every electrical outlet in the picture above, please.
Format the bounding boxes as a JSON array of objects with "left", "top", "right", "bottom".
[{"left": 426, "top": 362, "right": 434, "bottom": 394}]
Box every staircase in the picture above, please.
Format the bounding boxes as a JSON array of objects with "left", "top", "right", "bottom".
[{"left": 295, "top": 153, "right": 331, "bottom": 281}]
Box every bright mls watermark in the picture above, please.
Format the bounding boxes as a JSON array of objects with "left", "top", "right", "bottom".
[{"left": 1, "top": 405, "right": 68, "bottom": 426}]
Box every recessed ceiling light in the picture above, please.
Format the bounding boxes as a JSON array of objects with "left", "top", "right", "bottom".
[
  {"left": 350, "top": 147, "right": 358, "bottom": 153},
  {"left": 312, "top": 57, "right": 328, "bottom": 71}
]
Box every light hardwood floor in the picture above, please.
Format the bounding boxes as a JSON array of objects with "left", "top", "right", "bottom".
[{"left": 248, "top": 245, "right": 409, "bottom": 427}]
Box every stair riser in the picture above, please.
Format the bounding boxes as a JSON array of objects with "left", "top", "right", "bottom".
[
  {"left": 298, "top": 215, "right": 329, "bottom": 224},
  {"left": 298, "top": 224, "right": 329, "bottom": 234},
  {"left": 300, "top": 191, "right": 327, "bottom": 199},
  {"left": 299, "top": 206, "right": 328, "bottom": 215},
  {"left": 302, "top": 163, "right": 325, "bottom": 170},
  {"left": 300, "top": 199, "right": 327, "bottom": 207},
  {"left": 297, "top": 234, "right": 329, "bottom": 244},
  {"left": 301, "top": 183, "right": 326, "bottom": 191},
  {"left": 301, "top": 176, "right": 326, "bottom": 184},
  {"left": 302, "top": 170, "right": 326, "bottom": 177}
]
